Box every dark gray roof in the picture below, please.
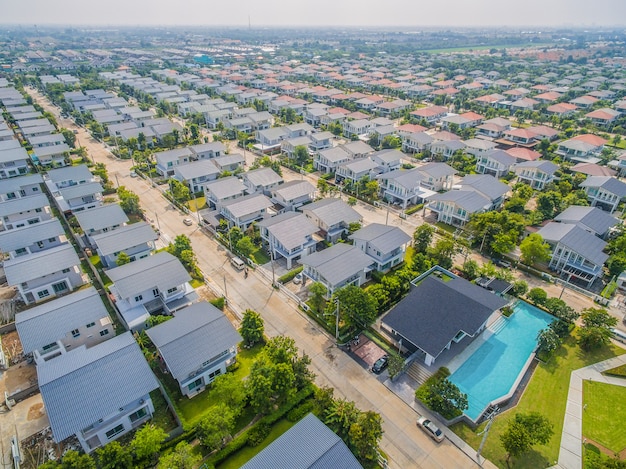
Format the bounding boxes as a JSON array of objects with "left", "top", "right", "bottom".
[
  {"left": 0, "top": 218, "right": 65, "bottom": 252},
  {"left": 580, "top": 176, "right": 626, "bottom": 197},
  {"left": 241, "top": 413, "right": 363, "bottom": 469},
  {"left": 107, "top": 251, "right": 191, "bottom": 299},
  {"left": 16, "top": 287, "right": 109, "bottom": 354},
  {"left": 92, "top": 221, "right": 157, "bottom": 256},
  {"left": 38, "top": 332, "right": 159, "bottom": 442},
  {"left": 4, "top": 244, "right": 80, "bottom": 284},
  {"left": 514, "top": 160, "right": 558, "bottom": 174},
  {"left": 554, "top": 205, "right": 617, "bottom": 236},
  {"left": 349, "top": 223, "right": 411, "bottom": 254},
  {"left": 538, "top": 222, "right": 608, "bottom": 266},
  {"left": 461, "top": 174, "right": 510, "bottom": 201},
  {"left": 145, "top": 301, "right": 241, "bottom": 382},
  {"left": 74, "top": 204, "right": 129, "bottom": 232},
  {"left": 300, "top": 244, "right": 373, "bottom": 286},
  {"left": 0, "top": 193, "right": 49, "bottom": 217},
  {"left": 382, "top": 275, "right": 507, "bottom": 358},
  {"left": 257, "top": 212, "right": 318, "bottom": 250}
]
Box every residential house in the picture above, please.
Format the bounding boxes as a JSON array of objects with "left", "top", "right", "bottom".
[
  {"left": 240, "top": 413, "right": 363, "bottom": 469},
  {"left": 154, "top": 148, "right": 194, "bottom": 177},
  {"left": 538, "top": 222, "right": 609, "bottom": 287},
  {"left": 33, "top": 144, "right": 70, "bottom": 167},
  {"left": 0, "top": 147, "right": 30, "bottom": 178},
  {"left": 514, "top": 160, "right": 558, "bottom": 190},
  {"left": 314, "top": 146, "right": 351, "bottom": 174},
  {"left": 300, "top": 198, "right": 362, "bottom": 243},
  {"left": 336, "top": 158, "right": 379, "bottom": 185},
  {"left": 46, "top": 164, "right": 94, "bottom": 189},
  {"left": 554, "top": 205, "right": 618, "bottom": 239},
  {"left": 585, "top": 108, "right": 621, "bottom": 128},
  {"left": 0, "top": 193, "right": 52, "bottom": 231},
  {"left": 173, "top": 160, "right": 220, "bottom": 193},
  {"left": 475, "top": 149, "right": 516, "bottom": 178},
  {"left": 38, "top": 332, "right": 159, "bottom": 453},
  {"left": 219, "top": 193, "right": 273, "bottom": 229},
  {"left": 342, "top": 119, "right": 372, "bottom": 139},
  {"left": 430, "top": 139, "right": 467, "bottom": 159},
  {"left": 15, "top": 286, "right": 113, "bottom": 365},
  {"left": 242, "top": 167, "right": 284, "bottom": 195},
  {"left": 255, "top": 127, "right": 289, "bottom": 151},
  {"left": 281, "top": 136, "right": 312, "bottom": 159},
  {"left": 381, "top": 274, "right": 507, "bottom": 366},
  {"left": 258, "top": 212, "right": 318, "bottom": 269},
  {"left": 410, "top": 105, "right": 448, "bottom": 124},
  {"left": 4, "top": 244, "right": 85, "bottom": 305},
  {"left": 370, "top": 149, "right": 403, "bottom": 173},
  {"left": 189, "top": 141, "right": 226, "bottom": 160},
  {"left": 92, "top": 222, "right": 158, "bottom": 268},
  {"left": 204, "top": 176, "right": 246, "bottom": 209},
  {"left": 74, "top": 204, "right": 129, "bottom": 248},
  {"left": 427, "top": 190, "right": 493, "bottom": 226},
  {"left": 300, "top": 243, "right": 374, "bottom": 297},
  {"left": 349, "top": 223, "right": 411, "bottom": 272},
  {"left": 0, "top": 173, "right": 44, "bottom": 202},
  {"left": 145, "top": 301, "right": 241, "bottom": 398},
  {"left": 416, "top": 163, "right": 457, "bottom": 191},
  {"left": 556, "top": 134, "right": 606, "bottom": 163},
  {"left": 309, "top": 131, "right": 334, "bottom": 152},
  {"left": 401, "top": 132, "right": 433, "bottom": 154},
  {"left": 0, "top": 218, "right": 66, "bottom": 259},
  {"left": 463, "top": 138, "right": 498, "bottom": 157},
  {"left": 107, "top": 252, "right": 196, "bottom": 331},
  {"left": 54, "top": 181, "right": 104, "bottom": 213},
  {"left": 213, "top": 154, "right": 245, "bottom": 173},
  {"left": 376, "top": 168, "right": 435, "bottom": 209},
  {"left": 580, "top": 176, "right": 626, "bottom": 213},
  {"left": 270, "top": 180, "right": 316, "bottom": 211},
  {"left": 460, "top": 174, "right": 510, "bottom": 209},
  {"left": 342, "top": 141, "right": 374, "bottom": 159},
  {"left": 475, "top": 117, "right": 512, "bottom": 139}
]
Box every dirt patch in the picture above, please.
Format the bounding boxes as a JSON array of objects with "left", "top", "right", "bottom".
[
  {"left": 5, "top": 361, "right": 37, "bottom": 395},
  {"left": 2, "top": 330, "right": 23, "bottom": 364},
  {"left": 196, "top": 286, "right": 240, "bottom": 327},
  {"left": 351, "top": 335, "right": 386, "bottom": 368},
  {"left": 27, "top": 403, "right": 45, "bottom": 421},
  {"left": 584, "top": 437, "right": 626, "bottom": 459}
]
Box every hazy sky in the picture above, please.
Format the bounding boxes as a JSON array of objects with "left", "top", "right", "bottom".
[{"left": 3, "top": 0, "right": 626, "bottom": 27}]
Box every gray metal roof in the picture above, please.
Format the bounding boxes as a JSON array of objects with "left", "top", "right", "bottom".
[
  {"left": 92, "top": 222, "right": 157, "bottom": 256},
  {"left": 258, "top": 212, "right": 318, "bottom": 251},
  {"left": 241, "top": 413, "right": 363, "bottom": 469},
  {"left": 272, "top": 180, "right": 315, "bottom": 202},
  {"left": 38, "top": 332, "right": 159, "bottom": 442},
  {"left": 257, "top": 127, "right": 288, "bottom": 140},
  {"left": 74, "top": 204, "right": 129, "bottom": 232},
  {"left": 16, "top": 287, "right": 109, "bottom": 354},
  {"left": 145, "top": 301, "right": 241, "bottom": 382},
  {"left": 418, "top": 162, "right": 457, "bottom": 178},
  {"left": 0, "top": 173, "right": 43, "bottom": 193},
  {"left": 318, "top": 146, "right": 351, "bottom": 163},
  {"left": 221, "top": 193, "right": 273, "bottom": 218},
  {"left": 580, "top": 176, "right": 626, "bottom": 197},
  {"left": 376, "top": 167, "right": 423, "bottom": 189},
  {"left": 428, "top": 190, "right": 491, "bottom": 213},
  {"left": 205, "top": 176, "right": 246, "bottom": 200},
  {"left": 189, "top": 141, "right": 226, "bottom": 155},
  {"left": 4, "top": 244, "right": 81, "bottom": 284},
  {"left": 174, "top": 159, "right": 219, "bottom": 181},
  {"left": 0, "top": 218, "right": 65, "bottom": 252},
  {"left": 555, "top": 205, "right": 618, "bottom": 236},
  {"left": 243, "top": 167, "right": 283, "bottom": 188},
  {"left": 382, "top": 275, "right": 507, "bottom": 358},
  {"left": 107, "top": 251, "right": 191, "bottom": 299},
  {"left": 538, "top": 222, "right": 609, "bottom": 266},
  {"left": 47, "top": 165, "right": 93, "bottom": 184},
  {"left": 300, "top": 244, "right": 373, "bottom": 286},
  {"left": 0, "top": 140, "right": 21, "bottom": 151},
  {"left": 483, "top": 149, "right": 516, "bottom": 166},
  {"left": 214, "top": 154, "right": 245, "bottom": 167},
  {"left": 300, "top": 198, "right": 362, "bottom": 227},
  {"left": 341, "top": 157, "right": 379, "bottom": 174},
  {"left": 514, "top": 160, "right": 558, "bottom": 174},
  {"left": 0, "top": 193, "right": 49, "bottom": 217},
  {"left": 461, "top": 174, "right": 510, "bottom": 201},
  {"left": 154, "top": 147, "right": 194, "bottom": 164},
  {"left": 0, "top": 147, "right": 29, "bottom": 164},
  {"left": 58, "top": 181, "right": 103, "bottom": 200},
  {"left": 349, "top": 223, "right": 411, "bottom": 254},
  {"left": 34, "top": 144, "right": 70, "bottom": 158}
]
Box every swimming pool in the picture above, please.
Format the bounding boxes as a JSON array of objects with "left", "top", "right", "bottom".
[{"left": 448, "top": 301, "right": 553, "bottom": 421}]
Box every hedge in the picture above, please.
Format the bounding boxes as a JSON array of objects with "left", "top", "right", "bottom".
[
  {"left": 404, "top": 203, "right": 424, "bottom": 215},
  {"left": 278, "top": 266, "right": 303, "bottom": 284}
]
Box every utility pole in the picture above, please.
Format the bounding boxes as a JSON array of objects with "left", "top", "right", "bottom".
[
  {"left": 335, "top": 298, "right": 339, "bottom": 341},
  {"left": 476, "top": 408, "right": 498, "bottom": 465}
]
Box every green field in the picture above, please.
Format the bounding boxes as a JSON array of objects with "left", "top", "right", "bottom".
[
  {"left": 583, "top": 381, "right": 626, "bottom": 453},
  {"left": 423, "top": 42, "right": 555, "bottom": 54}
]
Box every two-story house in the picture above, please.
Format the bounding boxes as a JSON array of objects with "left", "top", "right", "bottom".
[
  {"left": 376, "top": 168, "right": 434, "bottom": 209},
  {"left": 580, "top": 176, "right": 626, "bottom": 213},
  {"left": 0, "top": 218, "right": 66, "bottom": 259},
  {"left": 242, "top": 167, "right": 284, "bottom": 196},
  {"left": 0, "top": 173, "right": 44, "bottom": 202},
  {"left": 189, "top": 141, "right": 226, "bottom": 160},
  {"left": 107, "top": 252, "right": 196, "bottom": 331},
  {"left": 270, "top": 180, "right": 316, "bottom": 211},
  {"left": 556, "top": 134, "right": 606, "bottom": 164},
  {"left": 257, "top": 212, "right": 318, "bottom": 269},
  {"left": 219, "top": 193, "right": 273, "bottom": 230},
  {"left": 300, "top": 198, "right": 362, "bottom": 243},
  {"left": 416, "top": 163, "right": 457, "bottom": 192},
  {"left": 38, "top": 332, "right": 159, "bottom": 453},
  {"left": 4, "top": 244, "right": 85, "bottom": 305},
  {"left": 255, "top": 127, "right": 289, "bottom": 151},
  {"left": 33, "top": 143, "right": 71, "bottom": 167},
  {"left": 514, "top": 160, "right": 558, "bottom": 190},
  {"left": 146, "top": 301, "right": 241, "bottom": 398},
  {"left": 335, "top": 158, "right": 380, "bottom": 185},
  {"left": 213, "top": 154, "right": 245, "bottom": 173},
  {"left": 554, "top": 205, "right": 618, "bottom": 240},
  {"left": 463, "top": 138, "right": 498, "bottom": 157},
  {"left": 74, "top": 203, "right": 129, "bottom": 248},
  {"left": 349, "top": 223, "right": 411, "bottom": 272},
  {"left": 475, "top": 149, "right": 516, "bottom": 178},
  {"left": 427, "top": 190, "right": 492, "bottom": 227},
  {"left": 15, "top": 286, "right": 113, "bottom": 365},
  {"left": 0, "top": 147, "right": 30, "bottom": 178},
  {"left": 154, "top": 148, "right": 194, "bottom": 177},
  {"left": 281, "top": 136, "right": 312, "bottom": 159},
  {"left": 401, "top": 132, "right": 433, "bottom": 154},
  {"left": 204, "top": 176, "right": 246, "bottom": 209},
  {"left": 342, "top": 119, "right": 372, "bottom": 139},
  {"left": 314, "top": 146, "right": 351, "bottom": 174},
  {"left": 173, "top": 160, "right": 220, "bottom": 193},
  {"left": 309, "top": 131, "right": 334, "bottom": 152},
  {"left": 0, "top": 193, "right": 52, "bottom": 231},
  {"left": 92, "top": 221, "right": 158, "bottom": 268},
  {"left": 370, "top": 149, "right": 403, "bottom": 173}
]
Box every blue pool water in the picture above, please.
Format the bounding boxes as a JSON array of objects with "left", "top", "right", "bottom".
[{"left": 449, "top": 301, "right": 553, "bottom": 420}]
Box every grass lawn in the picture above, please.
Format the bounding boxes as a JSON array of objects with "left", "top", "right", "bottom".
[
  {"left": 187, "top": 196, "right": 206, "bottom": 212},
  {"left": 250, "top": 248, "right": 270, "bottom": 265},
  {"left": 216, "top": 419, "right": 298, "bottom": 469},
  {"left": 190, "top": 278, "right": 205, "bottom": 288},
  {"left": 435, "top": 221, "right": 457, "bottom": 234},
  {"left": 150, "top": 389, "right": 179, "bottom": 433},
  {"left": 583, "top": 380, "right": 626, "bottom": 453},
  {"left": 604, "top": 364, "right": 626, "bottom": 377},
  {"left": 450, "top": 334, "right": 626, "bottom": 468}
]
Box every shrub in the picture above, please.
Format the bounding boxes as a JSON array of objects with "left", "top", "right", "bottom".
[
  {"left": 287, "top": 401, "right": 315, "bottom": 422},
  {"left": 209, "top": 297, "right": 225, "bottom": 310},
  {"left": 404, "top": 203, "right": 424, "bottom": 215},
  {"left": 278, "top": 266, "right": 303, "bottom": 284},
  {"left": 247, "top": 422, "right": 271, "bottom": 447}
]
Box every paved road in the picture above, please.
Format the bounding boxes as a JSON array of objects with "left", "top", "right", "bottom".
[{"left": 27, "top": 88, "right": 490, "bottom": 469}]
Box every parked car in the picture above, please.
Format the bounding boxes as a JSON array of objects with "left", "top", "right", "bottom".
[
  {"left": 416, "top": 416, "right": 445, "bottom": 443},
  {"left": 230, "top": 256, "right": 246, "bottom": 271},
  {"left": 371, "top": 355, "right": 388, "bottom": 374},
  {"left": 183, "top": 218, "right": 193, "bottom": 226},
  {"left": 130, "top": 171, "right": 138, "bottom": 178},
  {"left": 293, "top": 272, "right": 303, "bottom": 284}
]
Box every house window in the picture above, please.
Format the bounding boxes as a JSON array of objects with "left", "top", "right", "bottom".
[
  {"left": 42, "top": 342, "right": 57, "bottom": 351},
  {"left": 28, "top": 218, "right": 39, "bottom": 225},
  {"left": 100, "top": 329, "right": 109, "bottom": 337},
  {"left": 134, "top": 295, "right": 143, "bottom": 302},
  {"left": 15, "top": 248, "right": 27, "bottom": 255},
  {"left": 105, "top": 424, "right": 125, "bottom": 440},
  {"left": 208, "top": 369, "right": 222, "bottom": 380},
  {"left": 167, "top": 287, "right": 177, "bottom": 294},
  {"left": 38, "top": 289, "right": 50, "bottom": 299},
  {"left": 86, "top": 322, "right": 96, "bottom": 328},
  {"left": 152, "top": 289, "right": 159, "bottom": 297},
  {"left": 52, "top": 281, "right": 68, "bottom": 293},
  {"left": 71, "top": 329, "right": 80, "bottom": 338},
  {"left": 37, "top": 241, "right": 44, "bottom": 248},
  {"left": 129, "top": 407, "right": 148, "bottom": 423},
  {"left": 188, "top": 378, "right": 203, "bottom": 391},
  {"left": 48, "top": 237, "right": 56, "bottom": 243},
  {"left": 62, "top": 268, "right": 70, "bottom": 273},
  {"left": 35, "top": 208, "right": 42, "bottom": 213}
]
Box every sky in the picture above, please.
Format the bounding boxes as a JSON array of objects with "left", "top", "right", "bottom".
[{"left": 2, "top": 0, "right": 626, "bottom": 28}]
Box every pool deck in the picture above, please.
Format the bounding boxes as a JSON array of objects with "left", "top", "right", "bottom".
[{"left": 555, "top": 351, "right": 626, "bottom": 469}]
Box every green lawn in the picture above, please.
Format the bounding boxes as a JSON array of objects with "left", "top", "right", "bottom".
[
  {"left": 451, "top": 334, "right": 626, "bottom": 468},
  {"left": 216, "top": 419, "right": 297, "bottom": 469},
  {"left": 583, "top": 381, "right": 626, "bottom": 453},
  {"left": 250, "top": 248, "right": 270, "bottom": 265},
  {"left": 190, "top": 278, "right": 205, "bottom": 288}
]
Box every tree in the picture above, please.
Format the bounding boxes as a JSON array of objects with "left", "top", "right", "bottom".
[
  {"left": 235, "top": 236, "right": 255, "bottom": 258},
  {"left": 325, "top": 398, "right": 360, "bottom": 438},
  {"left": 520, "top": 233, "right": 551, "bottom": 265},
  {"left": 309, "top": 281, "right": 327, "bottom": 313},
  {"left": 511, "top": 280, "right": 528, "bottom": 297},
  {"left": 247, "top": 359, "right": 296, "bottom": 413},
  {"left": 527, "top": 287, "right": 548, "bottom": 305},
  {"left": 157, "top": 441, "right": 201, "bottom": 469},
  {"left": 317, "top": 178, "right": 329, "bottom": 197},
  {"left": 381, "top": 135, "right": 402, "bottom": 149},
  {"left": 96, "top": 441, "right": 132, "bottom": 469},
  {"left": 130, "top": 424, "right": 168, "bottom": 467},
  {"left": 537, "top": 328, "right": 561, "bottom": 355},
  {"left": 387, "top": 352, "right": 405, "bottom": 379},
  {"left": 413, "top": 224, "right": 434, "bottom": 253},
  {"left": 293, "top": 145, "right": 309, "bottom": 166},
  {"left": 331, "top": 285, "right": 378, "bottom": 331},
  {"left": 116, "top": 251, "right": 131, "bottom": 266},
  {"left": 239, "top": 309, "right": 265, "bottom": 347},
  {"left": 544, "top": 298, "right": 578, "bottom": 323},
  {"left": 117, "top": 186, "right": 141, "bottom": 215},
  {"left": 430, "top": 238, "right": 456, "bottom": 269},
  {"left": 210, "top": 373, "right": 248, "bottom": 415},
  {"left": 169, "top": 178, "right": 190, "bottom": 203},
  {"left": 348, "top": 411, "right": 384, "bottom": 463},
  {"left": 490, "top": 232, "right": 516, "bottom": 256},
  {"left": 58, "top": 450, "right": 96, "bottom": 469},
  {"left": 422, "top": 379, "right": 468, "bottom": 419},
  {"left": 578, "top": 307, "right": 617, "bottom": 350},
  {"left": 501, "top": 412, "right": 554, "bottom": 462},
  {"left": 60, "top": 128, "right": 76, "bottom": 148},
  {"left": 607, "top": 253, "right": 626, "bottom": 277},
  {"left": 196, "top": 404, "right": 236, "bottom": 451}
]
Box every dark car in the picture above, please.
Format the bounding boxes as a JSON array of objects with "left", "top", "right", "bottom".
[{"left": 371, "top": 355, "right": 388, "bottom": 374}]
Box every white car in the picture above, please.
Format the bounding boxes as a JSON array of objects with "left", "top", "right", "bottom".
[
  {"left": 293, "top": 272, "right": 303, "bottom": 284},
  {"left": 183, "top": 218, "right": 193, "bottom": 226},
  {"left": 416, "top": 416, "right": 445, "bottom": 443}
]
